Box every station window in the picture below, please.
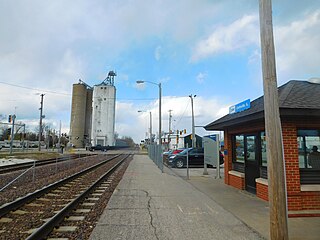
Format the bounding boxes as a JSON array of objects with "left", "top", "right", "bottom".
[
  {"left": 233, "top": 135, "right": 245, "bottom": 163},
  {"left": 261, "top": 132, "right": 267, "bottom": 167},
  {"left": 297, "top": 129, "right": 320, "bottom": 169}
]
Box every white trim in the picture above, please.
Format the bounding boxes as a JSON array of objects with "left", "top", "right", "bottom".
[
  {"left": 255, "top": 178, "right": 268, "bottom": 186},
  {"left": 301, "top": 184, "right": 320, "bottom": 192},
  {"left": 228, "top": 170, "right": 244, "bottom": 178}
]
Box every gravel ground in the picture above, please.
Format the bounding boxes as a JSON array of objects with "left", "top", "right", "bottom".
[
  {"left": 0, "top": 154, "right": 114, "bottom": 206},
  {"left": 0, "top": 156, "right": 132, "bottom": 239}
]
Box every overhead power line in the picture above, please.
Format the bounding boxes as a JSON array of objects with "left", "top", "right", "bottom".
[{"left": 0, "top": 81, "right": 71, "bottom": 96}]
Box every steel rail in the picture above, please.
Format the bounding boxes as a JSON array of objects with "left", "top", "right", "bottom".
[
  {"left": 26, "top": 153, "right": 131, "bottom": 240},
  {"left": 0, "top": 154, "right": 121, "bottom": 217}
]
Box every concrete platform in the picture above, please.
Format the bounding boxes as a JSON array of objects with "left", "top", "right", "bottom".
[{"left": 89, "top": 155, "right": 264, "bottom": 240}]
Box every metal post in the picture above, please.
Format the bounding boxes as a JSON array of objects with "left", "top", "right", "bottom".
[
  {"left": 58, "top": 120, "right": 61, "bottom": 147},
  {"left": 9, "top": 115, "right": 16, "bottom": 155},
  {"left": 259, "top": 0, "right": 288, "bottom": 239},
  {"left": 149, "top": 111, "right": 152, "bottom": 143},
  {"left": 186, "top": 143, "right": 189, "bottom": 180},
  {"left": 38, "top": 94, "right": 45, "bottom": 152},
  {"left": 189, "top": 95, "right": 196, "bottom": 148},
  {"left": 159, "top": 83, "right": 162, "bottom": 146},
  {"left": 168, "top": 110, "right": 173, "bottom": 148},
  {"left": 203, "top": 139, "right": 209, "bottom": 175},
  {"left": 32, "top": 160, "right": 36, "bottom": 183},
  {"left": 22, "top": 124, "right": 25, "bottom": 152},
  {"left": 216, "top": 135, "right": 221, "bottom": 179}
]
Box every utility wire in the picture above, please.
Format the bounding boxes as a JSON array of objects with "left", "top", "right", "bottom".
[
  {"left": 0, "top": 81, "right": 190, "bottom": 101},
  {"left": 174, "top": 100, "right": 190, "bottom": 128},
  {"left": 0, "top": 81, "right": 71, "bottom": 96}
]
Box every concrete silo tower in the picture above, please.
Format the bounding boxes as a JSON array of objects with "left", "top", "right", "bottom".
[
  {"left": 91, "top": 71, "right": 116, "bottom": 146},
  {"left": 70, "top": 80, "right": 93, "bottom": 147}
]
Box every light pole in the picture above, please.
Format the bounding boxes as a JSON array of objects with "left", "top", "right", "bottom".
[
  {"left": 38, "top": 94, "right": 45, "bottom": 151},
  {"left": 168, "top": 110, "right": 173, "bottom": 147},
  {"left": 138, "top": 110, "right": 153, "bottom": 144},
  {"left": 189, "top": 94, "right": 196, "bottom": 148},
  {"left": 136, "top": 81, "right": 162, "bottom": 145}
]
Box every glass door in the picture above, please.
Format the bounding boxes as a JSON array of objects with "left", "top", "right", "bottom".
[{"left": 244, "top": 135, "right": 260, "bottom": 193}]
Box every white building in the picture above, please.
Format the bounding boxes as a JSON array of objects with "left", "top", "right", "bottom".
[{"left": 91, "top": 72, "right": 116, "bottom": 147}]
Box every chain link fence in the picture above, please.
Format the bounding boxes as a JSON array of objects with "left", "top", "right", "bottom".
[{"left": 147, "top": 144, "right": 163, "bottom": 172}]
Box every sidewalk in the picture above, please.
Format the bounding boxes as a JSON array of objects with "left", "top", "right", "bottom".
[
  {"left": 89, "top": 154, "right": 320, "bottom": 240},
  {"left": 171, "top": 167, "right": 320, "bottom": 240}
]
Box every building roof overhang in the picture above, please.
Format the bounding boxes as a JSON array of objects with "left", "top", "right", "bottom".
[{"left": 205, "top": 80, "right": 320, "bottom": 131}]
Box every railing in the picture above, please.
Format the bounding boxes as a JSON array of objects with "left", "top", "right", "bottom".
[{"left": 147, "top": 144, "right": 163, "bottom": 172}]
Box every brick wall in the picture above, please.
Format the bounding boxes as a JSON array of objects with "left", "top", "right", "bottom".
[
  {"left": 301, "top": 192, "right": 320, "bottom": 210},
  {"left": 281, "top": 123, "right": 320, "bottom": 211},
  {"left": 229, "top": 174, "right": 245, "bottom": 190},
  {"left": 224, "top": 129, "right": 232, "bottom": 185},
  {"left": 256, "top": 182, "right": 268, "bottom": 201},
  {"left": 224, "top": 121, "right": 320, "bottom": 211}
]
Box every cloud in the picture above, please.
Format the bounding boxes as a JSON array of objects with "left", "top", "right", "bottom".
[
  {"left": 196, "top": 72, "right": 207, "bottom": 84},
  {"left": 154, "top": 46, "right": 162, "bottom": 61},
  {"left": 191, "top": 14, "right": 259, "bottom": 62},
  {"left": 274, "top": 10, "right": 320, "bottom": 82},
  {"left": 114, "top": 95, "right": 230, "bottom": 143}
]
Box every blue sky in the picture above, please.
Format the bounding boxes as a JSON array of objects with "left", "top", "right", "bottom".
[{"left": 0, "top": 0, "right": 320, "bottom": 143}]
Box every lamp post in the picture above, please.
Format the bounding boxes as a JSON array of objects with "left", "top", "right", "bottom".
[
  {"left": 38, "top": 94, "right": 45, "bottom": 152},
  {"left": 136, "top": 81, "right": 162, "bottom": 145},
  {"left": 189, "top": 94, "right": 196, "bottom": 148},
  {"left": 138, "top": 110, "right": 153, "bottom": 144},
  {"left": 168, "top": 110, "right": 173, "bottom": 147}
]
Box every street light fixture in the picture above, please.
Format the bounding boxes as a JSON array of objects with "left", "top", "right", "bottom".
[
  {"left": 138, "top": 110, "right": 153, "bottom": 144},
  {"left": 189, "top": 94, "right": 196, "bottom": 148},
  {"left": 136, "top": 80, "right": 162, "bottom": 145}
]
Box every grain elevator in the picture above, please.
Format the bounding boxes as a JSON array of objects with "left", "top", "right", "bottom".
[
  {"left": 69, "top": 71, "right": 116, "bottom": 148},
  {"left": 69, "top": 80, "right": 93, "bottom": 147},
  {"left": 91, "top": 71, "right": 116, "bottom": 147}
]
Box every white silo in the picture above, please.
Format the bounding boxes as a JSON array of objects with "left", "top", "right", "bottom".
[{"left": 91, "top": 71, "right": 116, "bottom": 146}]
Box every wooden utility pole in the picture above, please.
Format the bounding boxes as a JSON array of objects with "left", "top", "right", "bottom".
[{"left": 259, "top": 0, "right": 289, "bottom": 239}]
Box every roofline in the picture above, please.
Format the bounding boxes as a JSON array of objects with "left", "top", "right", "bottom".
[{"left": 205, "top": 108, "right": 320, "bottom": 131}]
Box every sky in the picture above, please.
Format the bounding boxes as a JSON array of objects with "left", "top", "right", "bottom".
[{"left": 0, "top": 0, "right": 320, "bottom": 143}]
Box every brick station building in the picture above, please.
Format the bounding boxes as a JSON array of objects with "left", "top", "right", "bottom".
[{"left": 205, "top": 80, "right": 320, "bottom": 214}]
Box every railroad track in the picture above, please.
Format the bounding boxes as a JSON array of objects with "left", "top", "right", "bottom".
[
  {"left": 0, "top": 154, "right": 91, "bottom": 174},
  {"left": 0, "top": 153, "right": 132, "bottom": 239}
]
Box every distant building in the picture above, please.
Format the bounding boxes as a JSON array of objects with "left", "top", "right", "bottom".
[
  {"left": 69, "top": 71, "right": 117, "bottom": 148},
  {"left": 91, "top": 72, "right": 116, "bottom": 147},
  {"left": 69, "top": 81, "right": 93, "bottom": 147},
  {"left": 164, "top": 133, "right": 202, "bottom": 149}
]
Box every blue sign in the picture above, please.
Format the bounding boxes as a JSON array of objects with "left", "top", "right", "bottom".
[
  {"left": 229, "top": 99, "right": 250, "bottom": 114},
  {"left": 204, "top": 134, "right": 217, "bottom": 142}
]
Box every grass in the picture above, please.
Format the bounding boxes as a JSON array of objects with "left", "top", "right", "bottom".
[{"left": 0, "top": 151, "right": 61, "bottom": 160}]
